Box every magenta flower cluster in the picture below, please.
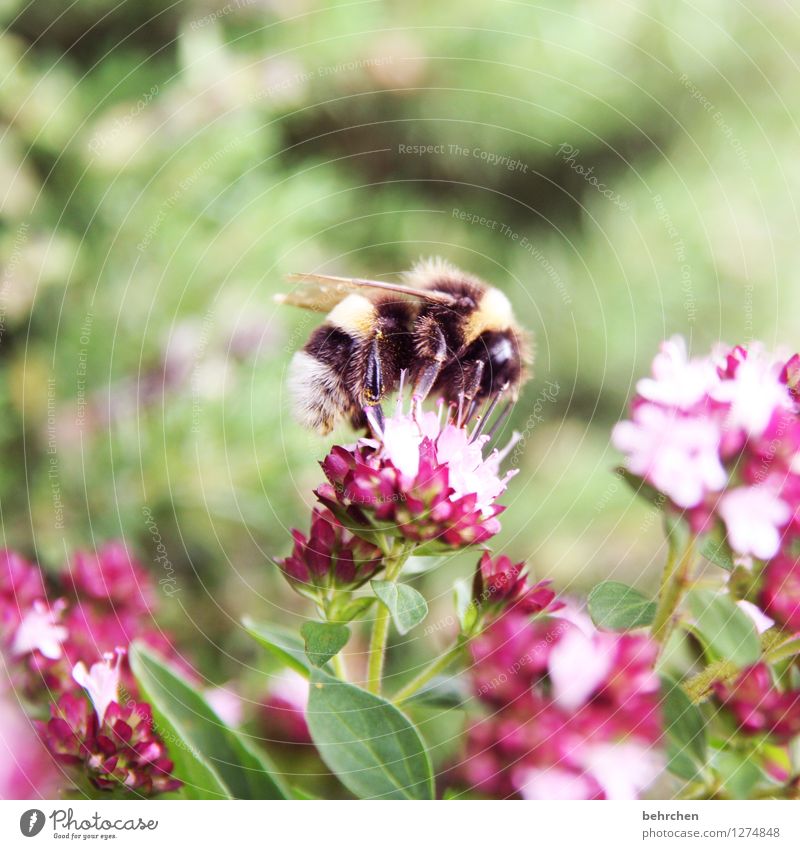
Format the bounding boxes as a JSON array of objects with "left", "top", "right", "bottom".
[
  {"left": 613, "top": 338, "right": 800, "bottom": 559},
  {"left": 455, "top": 609, "right": 663, "bottom": 800},
  {"left": 0, "top": 543, "right": 182, "bottom": 797}
]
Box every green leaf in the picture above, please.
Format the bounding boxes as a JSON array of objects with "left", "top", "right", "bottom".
[
  {"left": 686, "top": 588, "right": 760, "bottom": 667},
  {"left": 699, "top": 528, "right": 734, "bottom": 572},
  {"left": 306, "top": 669, "right": 434, "bottom": 799},
  {"left": 301, "top": 621, "right": 350, "bottom": 667},
  {"left": 242, "top": 617, "right": 311, "bottom": 677},
  {"left": 660, "top": 676, "right": 707, "bottom": 781},
  {"left": 616, "top": 466, "right": 667, "bottom": 508},
  {"left": 711, "top": 748, "right": 766, "bottom": 800},
  {"left": 402, "top": 555, "right": 447, "bottom": 576},
  {"left": 130, "top": 643, "right": 288, "bottom": 799},
  {"left": 327, "top": 595, "right": 375, "bottom": 623},
  {"left": 371, "top": 579, "right": 428, "bottom": 635},
  {"left": 403, "top": 675, "right": 470, "bottom": 710},
  {"left": 453, "top": 579, "right": 478, "bottom": 633},
  {"left": 587, "top": 581, "right": 656, "bottom": 631}
]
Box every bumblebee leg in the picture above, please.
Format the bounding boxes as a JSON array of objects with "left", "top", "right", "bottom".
[
  {"left": 364, "top": 336, "right": 384, "bottom": 406},
  {"left": 458, "top": 359, "right": 486, "bottom": 426},
  {"left": 412, "top": 325, "right": 447, "bottom": 401}
]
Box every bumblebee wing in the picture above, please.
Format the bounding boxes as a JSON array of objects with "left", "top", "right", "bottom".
[{"left": 275, "top": 272, "right": 457, "bottom": 312}]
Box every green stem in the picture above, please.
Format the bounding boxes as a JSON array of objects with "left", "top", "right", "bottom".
[
  {"left": 651, "top": 533, "right": 696, "bottom": 646},
  {"left": 331, "top": 651, "right": 347, "bottom": 680},
  {"left": 393, "top": 642, "right": 465, "bottom": 704},
  {"left": 365, "top": 546, "right": 409, "bottom": 695}
]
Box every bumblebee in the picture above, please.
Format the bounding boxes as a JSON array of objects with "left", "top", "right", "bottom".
[{"left": 276, "top": 258, "right": 532, "bottom": 434}]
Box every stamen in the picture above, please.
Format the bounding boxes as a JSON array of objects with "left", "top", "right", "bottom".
[
  {"left": 486, "top": 400, "right": 513, "bottom": 444},
  {"left": 494, "top": 430, "right": 522, "bottom": 464},
  {"left": 470, "top": 390, "right": 505, "bottom": 443},
  {"left": 364, "top": 405, "right": 384, "bottom": 439},
  {"left": 396, "top": 369, "right": 407, "bottom": 416},
  {"left": 463, "top": 397, "right": 479, "bottom": 427}
]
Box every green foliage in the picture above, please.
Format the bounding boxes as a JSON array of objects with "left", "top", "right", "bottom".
[
  {"left": 660, "top": 676, "right": 708, "bottom": 782},
  {"left": 371, "top": 579, "right": 428, "bottom": 635},
  {"left": 587, "top": 581, "right": 656, "bottom": 631},
  {"left": 130, "top": 643, "right": 288, "bottom": 800},
  {"left": 301, "top": 621, "right": 350, "bottom": 668},
  {"left": 306, "top": 669, "right": 435, "bottom": 800},
  {"left": 242, "top": 618, "right": 313, "bottom": 678},
  {"left": 686, "top": 589, "right": 761, "bottom": 668}
]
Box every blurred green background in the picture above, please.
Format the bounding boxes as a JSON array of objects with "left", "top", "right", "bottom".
[{"left": 1, "top": 0, "right": 798, "bottom": 684}]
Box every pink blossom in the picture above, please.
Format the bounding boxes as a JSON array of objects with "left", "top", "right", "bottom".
[
  {"left": 711, "top": 344, "right": 793, "bottom": 437},
  {"left": 12, "top": 601, "right": 68, "bottom": 661},
  {"left": 759, "top": 554, "right": 800, "bottom": 632},
  {"left": 718, "top": 486, "right": 790, "bottom": 559},
  {"left": 261, "top": 670, "right": 311, "bottom": 745},
  {"left": 319, "top": 400, "right": 517, "bottom": 549},
  {"left": 205, "top": 686, "right": 243, "bottom": 727},
  {"left": 71, "top": 649, "right": 124, "bottom": 723},
  {"left": 637, "top": 336, "right": 718, "bottom": 409},
  {"left": 514, "top": 765, "right": 596, "bottom": 800},
  {"left": 548, "top": 627, "right": 614, "bottom": 711},
  {"left": 612, "top": 403, "right": 727, "bottom": 508},
  {"left": 455, "top": 611, "right": 663, "bottom": 799},
  {"left": 737, "top": 600, "right": 775, "bottom": 634},
  {"left": 578, "top": 741, "right": 664, "bottom": 801},
  {"left": 0, "top": 662, "right": 58, "bottom": 799}
]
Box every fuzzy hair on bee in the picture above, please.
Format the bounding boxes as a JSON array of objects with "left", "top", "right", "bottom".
[{"left": 278, "top": 259, "right": 532, "bottom": 435}]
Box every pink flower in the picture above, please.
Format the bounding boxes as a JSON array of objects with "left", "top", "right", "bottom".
[
  {"left": 319, "top": 401, "right": 518, "bottom": 550},
  {"left": 637, "top": 336, "right": 718, "bottom": 410},
  {"left": 615, "top": 339, "right": 800, "bottom": 558},
  {"left": 0, "top": 662, "right": 58, "bottom": 799},
  {"left": 38, "top": 692, "right": 181, "bottom": 795},
  {"left": 612, "top": 403, "right": 726, "bottom": 508},
  {"left": 548, "top": 627, "right": 614, "bottom": 711},
  {"left": 714, "top": 664, "right": 800, "bottom": 742},
  {"left": 0, "top": 551, "right": 45, "bottom": 638},
  {"left": 476, "top": 552, "right": 562, "bottom": 618},
  {"left": 12, "top": 601, "right": 68, "bottom": 661},
  {"left": 718, "top": 486, "right": 790, "bottom": 560},
  {"left": 71, "top": 649, "right": 124, "bottom": 723},
  {"left": 260, "top": 670, "right": 311, "bottom": 745},
  {"left": 205, "top": 686, "right": 243, "bottom": 728},
  {"left": 64, "top": 541, "right": 155, "bottom": 615},
  {"left": 711, "top": 344, "right": 793, "bottom": 437},
  {"left": 454, "top": 612, "right": 663, "bottom": 799},
  {"left": 277, "top": 507, "right": 383, "bottom": 598},
  {"left": 759, "top": 555, "right": 800, "bottom": 632},
  {"left": 576, "top": 741, "right": 664, "bottom": 801}
]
